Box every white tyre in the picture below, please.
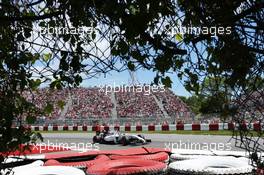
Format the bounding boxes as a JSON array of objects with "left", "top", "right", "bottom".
[
  {"left": 13, "top": 166, "right": 85, "bottom": 175},
  {"left": 212, "top": 150, "right": 249, "bottom": 157},
  {"left": 1, "top": 160, "right": 43, "bottom": 175},
  {"left": 170, "top": 153, "right": 213, "bottom": 161},
  {"left": 171, "top": 149, "right": 214, "bottom": 156},
  {"left": 2, "top": 158, "right": 24, "bottom": 163},
  {"left": 169, "top": 156, "right": 253, "bottom": 174}
]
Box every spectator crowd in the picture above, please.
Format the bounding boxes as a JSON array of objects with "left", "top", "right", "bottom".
[{"left": 22, "top": 86, "right": 191, "bottom": 121}]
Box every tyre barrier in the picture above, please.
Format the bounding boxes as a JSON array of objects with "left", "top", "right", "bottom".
[
  {"left": 18, "top": 147, "right": 169, "bottom": 160},
  {"left": 3, "top": 147, "right": 256, "bottom": 175},
  {"left": 1, "top": 160, "right": 44, "bottom": 175},
  {"left": 87, "top": 159, "right": 167, "bottom": 175},
  {"left": 13, "top": 166, "right": 85, "bottom": 175},
  {"left": 170, "top": 149, "right": 214, "bottom": 161},
  {"left": 109, "top": 152, "right": 169, "bottom": 162},
  {"left": 170, "top": 153, "right": 214, "bottom": 161},
  {"left": 44, "top": 150, "right": 101, "bottom": 160},
  {"left": 211, "top": 150, "right": 249, "bottom": 157},
  {"left": 0, "top": 144, "right": 70, "bottom": 157},
  {"left": 44, "top": 155, "right": 110, "bottom": 168},
  {"left": 171, "top": 149, "right": 214, "bottom": 155},
  {"left": 3, "top": 157, "right": 24, "bottom": 163},
  {"left": 168, "top": 156, "right": 253, "bottom": 175},
  {"left": 101, "top": 147, "right": 170, "bottom": 156},
  {"left": 170, "top": 149, "right": 251, "bottom": 161}
]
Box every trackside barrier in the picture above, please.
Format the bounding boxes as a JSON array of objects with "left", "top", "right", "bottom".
[
  {"left": 125, "top": 125, "right": 131, "bottom": 132},
  {"left": 114, "top": 125, "right": 120, "bottom": 131},
  {"left": 176, "top": 124, "right": 184, "bottom": 130},
  {"left": 148, "top": 125, "right": 155, "bottom": 131},
  {"left": 209, "top": 123, "right": 219, "bottom": 131},
  {"left": 162, "top": 124, "right": 169, "bottom": 131},
  {"left": 29, "top": 123, "right": 260, "bottom": 132},
  {"left": 192, "top": 124, "right": 200, "bottom": 131},
  {"left": 136, "top": 125, "right": 142, "bottom": 131},
  {"left": 253, "top": 123, "right": 261, "bottom": 131}
]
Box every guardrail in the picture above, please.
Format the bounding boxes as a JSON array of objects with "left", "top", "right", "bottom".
[{"left": 27, "top": 123, "right": 262, "bottom": 132}]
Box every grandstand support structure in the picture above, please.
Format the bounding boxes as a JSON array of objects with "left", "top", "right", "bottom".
[
  {"left": 153, "top": 94, "right": 170, "bottom": 119},
  {"left": 59, "top": 94, "right": 72, "bottom": 121},
  {"left": 110, "top": 91, "right": 118, "bottom": 120},
  {"left": 128, "top": 70, "right": 140, "bottom": 86}
]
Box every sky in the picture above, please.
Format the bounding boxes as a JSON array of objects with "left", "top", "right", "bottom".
[{"left": 80, "top": 69, "right": 191, "bottom": 97}]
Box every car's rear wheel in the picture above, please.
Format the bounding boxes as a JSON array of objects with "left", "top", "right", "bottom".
[
  {"left": 120, "top": 136, "right": 128, "bottom": 146},
  {"left": 93, "top": 136, "right": 98, "bottom": 144}
]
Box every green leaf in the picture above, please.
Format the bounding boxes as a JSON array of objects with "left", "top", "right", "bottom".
[
  {"left": 31, "top": 79, "right": 41, "bottom": 90},
  {"left": 161, "top": 76, "right": 172, "bottom": 88},
  {"left": 32, "top": 53, "right": 40, "bottom": 64},
  {"left": 26, "top": 115, "right": 36, "bottom": 124},
  {"left": 24, "top": 27, "right": 32, "bottom": 38},
  {"left": 50, "top": 80, "right": 62, "bottom": 89},
  {"left": 43, "top": 53, "right": 52, "bottom": 62},
  {"left": 57, "top": 100, "right": 65, "bottom": 110},
  {"left": 127, "top": 61, "right": 135, "bottom": 71},
  {"left": 44, "top": 103, "right": 53, "bottom": 114},
  {"left": 43, "top": 53, "right": 52, "bottom": 61},
  {"left": 39, "top": 21, "right": 46, "bottom": 27},
  {"left": 91, "top": 31, "right": 96, "bottom": 40},
  {"left": 17, "top": 33, "right": 24, "bottom": 41},
  {"left": 63, "top": 34, "right": 71, "bottom": 42},
  {"left": 175, "top": 33, "right": 183, "bottom": 41}
]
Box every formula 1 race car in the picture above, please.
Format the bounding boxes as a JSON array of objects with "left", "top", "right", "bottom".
[{"left": 93, "top": 130, "right": 151, "bottom": 146}]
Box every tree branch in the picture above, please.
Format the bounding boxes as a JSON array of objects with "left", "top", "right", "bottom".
[{"left": 0, "top": 11, "right": 63, "bottom": 22}]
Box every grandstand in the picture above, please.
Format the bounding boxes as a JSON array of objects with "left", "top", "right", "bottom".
[{"left": 22, "top": 86, "right": 191, "bottom": 125}]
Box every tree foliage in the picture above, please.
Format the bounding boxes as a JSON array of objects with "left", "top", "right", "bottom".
[
  {"left": 177, "top": 0, "right": 264, "bottom": 168},
  {"left": 0, "top": 0, "right": 263, "bottom": 170},
  {"left": 179, "top": 95, "right": 202, "bottom": 115},
  {"left": 0, "top": 0, "right": 187, "bottom": 166}
]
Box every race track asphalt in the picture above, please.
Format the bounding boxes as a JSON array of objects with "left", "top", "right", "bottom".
[{"left": 40, "top": 133, "right": 243, "bottom": 152}]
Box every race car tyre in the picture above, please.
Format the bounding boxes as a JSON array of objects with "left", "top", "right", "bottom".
[
  {"left": 146, "top": 139, "right": 152, "bottom": 142},
  {"left": 168, "top": 156, "right": 253, "bottom": 175},
  {"left": 44, "top": 155, "right": 110, "bottom": 168},
  {"left": 109, "top": 152, "right": 169, "bottom": 162},
  {"left": 87, "top": 159, "right": 167, "bottom": 175},
  {"left": 92, "top": 136, "right": 97, "bottom": 144},
  {"left": 93, "top": 136, "right": 103, "bottom": 144},
  {"left": 13, "top": 166, "right": 85, "bottom": 175},
  {"left": 120, "top": 136, "right": 129, "bottom": 146}
]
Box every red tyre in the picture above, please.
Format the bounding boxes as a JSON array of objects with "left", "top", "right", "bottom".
[
  {"left": 109, "top": 152, "right": 169, "bottom": 162},
  {"left": 87, "top": 159, "right": 167, "bottom": 175},
  {"left": 44, "top": 155, "right": 109, "bottom": 168}
]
